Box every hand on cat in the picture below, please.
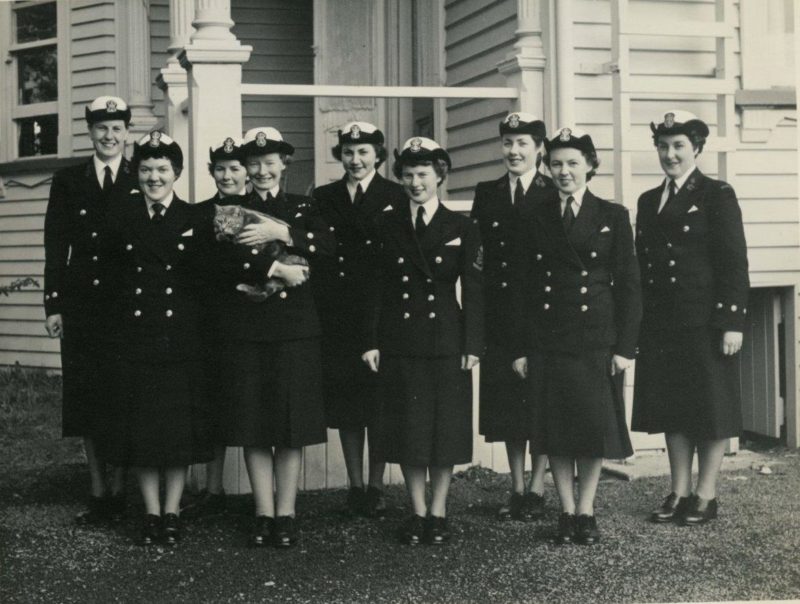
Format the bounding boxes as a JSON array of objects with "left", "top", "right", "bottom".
[
  {"left": 237, "top": 217, "right": 291, "bottom": 246},
  {"left": 272, "top": 261, "right": 309, "bottom": 287}
]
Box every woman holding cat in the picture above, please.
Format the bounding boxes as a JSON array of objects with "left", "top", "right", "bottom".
[
  {"left": 214, "top": 126, "right": 334, "bottom": 548},
  {"left": 311, "top": 122, "right": 406, "bottom": 518},
  {"left": 363, "top": 137, "right": 484, "bottom": 545}
]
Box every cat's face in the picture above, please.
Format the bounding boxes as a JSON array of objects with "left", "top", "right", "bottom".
[{"left": 213, "top": 204, "right": 245, "bottom": 241}]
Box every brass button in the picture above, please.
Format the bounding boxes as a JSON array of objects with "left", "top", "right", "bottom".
[
  {"left": 92, "top": 279, "right": 100, "bottom": 286},
  {"left": 166, "top": 310, "right": 173, "bottom": 317},
  {"left": 243, "top": 263, "right": 250, "bottom": 269},
  {"left": 134, "top": 310, "right": 141, "bottom": 317},
  {"left": 580, "top": 287, "right": 587, "bottom": 294},
  {"left": 428, "top": 312, "right": 436, "bottom": 319},
  {"left": 309, "top": 245, "right": 316, "bottom": 253},
  {"left": 581, "top": 305, "right": 588, "bottom": 312},
  {"left": 165, "top": 287, "right": 173, "bottom": 295},
  {"left": 280, "top": 291, "right": 288, "bottom": 299},
  {"left": 435, "top": 256, "right": 442, "bottom": 264},
  {"left": 80, "top": 209, "right": 87, "bottom": 216},
  {"left": 403, "top": 312, "right": 410, "bottom": 319}
]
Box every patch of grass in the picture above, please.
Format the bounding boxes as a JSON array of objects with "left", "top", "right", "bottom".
[{"left": 0, "top": 365, "right": 62, "bottom": 438}]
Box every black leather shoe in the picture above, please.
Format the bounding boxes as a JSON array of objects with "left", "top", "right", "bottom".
[
  {"left": 650, "top": 492, "right": 691, "bottom": 523},
  {"left": 555, "top": 512, "right": 576, "bottom": 544},
  {"left": 364, "top": 486, "right": 387, "bottom": 518},
  {"left": 250, "top": 515, "right": 275, "bottom": 547},
  {"left": 680, "top": 496, "right": 718, "bottom": 526},
  {"left": 346, "top": 487, "right": 365, "bottom": 516},
  {"left": 425, "top": 516, "right": 451, "bottom": 545},
  {"left": 400, "top": 515, "right": 426, "bottom": 545},
  {"left": 272, "top": 516, "right": 298, "bottom": 548},
  {"left": 75, "top": 495, "right": 108, "bottom": 525},
  {"left": 498, "top": 493, "right": 525, "bottom": 521},
  {"left": 182, "top": 490, "right": 226, "bottom": 519},
  {"left": 522, "top": 492, "right": 546, "bottom": 521},
  {"left": 138, "top": 514, "right": 161, "bottom": 546},
  {"left": 107, "top": 493, "right": 126, "bottom": 524},
  {"left": 575, "top": 514, "right": 600, "bottom": 545},
  {"left": 162, "top": 513, "right": 181, "bottom": 546}
]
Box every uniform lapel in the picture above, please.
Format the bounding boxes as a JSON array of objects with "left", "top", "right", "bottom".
[
  {"left": 568, "top": 190, "right": 601, "bottom": 251},
  {"left": 535, "top": 193, "right": 584, "bottom": 268},
  {"left": 83, "top": 159, "right": 103, "bottom": 199},
  {"left": 659, "top": 168, "right": 704, "bottom": 221},
  {"left": 390, "top": 199, "right": 432, "bottom": 277}
]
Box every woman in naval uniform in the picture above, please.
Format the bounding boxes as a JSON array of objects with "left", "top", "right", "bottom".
[
  {"left": 312, "top": 122, "right": 406, "bottom": 518},
  {"left": 363, "top": 137, "right": 484, "bottom": 546},
  {"left": 632, "top": 111, "right": 749, "bottom": 526},
  {"left": 102, "top": 132, "right": 213, "bottom": 546},
  {"left": 216, "top": 126, "right": 334, "bottom": 548},
  {"left": 471, "top": 112, "right": 555, "bottom": 522},
  {"left": 182, "top": 136, "right": 250, "bottom": 519},
  {"left": 513, "top": 127, "right": 641, "bottom": 545},
  {"left": 43, "top": 95, "right": 136, "bottom": 525}
]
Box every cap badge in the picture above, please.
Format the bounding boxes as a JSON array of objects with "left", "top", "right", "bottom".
[
  {"left": 223, "top": 137, "right": 235, "bottom": 153},
  {"left": 508, "top": 114, "right": 520, "bottom": 128},
  {"left": 559, "top": 128, "right": 572, "bottom": 142},
  {"left": 106, "top": 100, "right": 117, "bottom": 113},
  {"left": 409, "top": 138, "right": 423, "bottom": 153},
  {"left": 664, "top": 112, "right": 675, "bottom": 128},
  {"left": 350, "top": 124, "right": 361, "bottom": 140},
  {"left": 255, "top": 131, "right": 268, "bottom": 147},
  {"left": 148, "top": 131, "right": 162, "bottom": 147}
]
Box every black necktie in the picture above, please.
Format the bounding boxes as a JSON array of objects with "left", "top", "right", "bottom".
[
  {"left": 513, "top": 178, "right": 524, "bottom": 206},
  {"left": 661, "top": 180, "right": 677, "bottom": 213},
  {"left": 102, "top": 165, "right": 113, "bottom": 194},
  {"left": 415, "top": 206, "right": 427, "bottom": 238},
  {"left": 562, "top": 196, "right": 575, "bottom": 232},
  {"left": 151, "top": 203, "right": 165, "bottom": 223},
  {"left": 353, "top": 183, "right": 364, "bottom": 206}
]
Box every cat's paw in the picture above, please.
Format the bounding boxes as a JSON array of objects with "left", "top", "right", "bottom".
[
  {"left": 264, "top": 279, "right": 285, "bottom": 297},
  {"left": 235, "top": 282, "right": 269, "bottom": 302},
  {"left": 277, "top": 253, "right": 309, "bottom": 267}
]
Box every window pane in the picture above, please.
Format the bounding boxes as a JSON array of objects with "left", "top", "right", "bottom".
[
  {"left": 15, "top": 2, "right": 57, "bottom": 43},
  {"left": 17, "top": 46, "right": 58, "bottom": 104},
  {"left": 18, "top": 114, "right": 58, "bottom": 157}
]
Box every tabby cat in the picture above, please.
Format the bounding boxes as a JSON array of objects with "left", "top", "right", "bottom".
[{"left": 213, "top": 204, "right": 308, "bottom": 301}]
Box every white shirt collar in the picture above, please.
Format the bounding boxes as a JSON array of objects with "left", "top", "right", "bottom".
[
  {"left": 508, "top": 170, "right": 536, "bottom": 196},
  {"left": 410, "top": 196, "right": 440, "bottom": 225},
  {"left": 93, "top": 154, "right": 123, "bottom": 188},
  {"left": 559, "top": 186, "right": 587, "bottom": 215},
  {"left": 347, "top": 170, "right": 377, "bottom": 201},
  {"left": 146, "top": 192, "right": 174, "bottom": 217},
  {"left": 255, "top": 185, "right": 281, "bottom": 201},
  {"left": 664, "top": 166, "right": 696, "bottom": 194}
]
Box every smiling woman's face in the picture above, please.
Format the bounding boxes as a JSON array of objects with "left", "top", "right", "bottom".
[
  {"left": 656, "top": 134, "right": 697, "bottom": 180},
  {"left": 245, "top": 153, "right": 285, "bottom": 193},
  {"left": 548, "top": 147, "right": 590, "bottom": 194},
  {"left": 401, "top": 163, "right": 439, "bottom": 204},
  {"left": 137, "top": 157, "right": 176, "bottom": 203}
]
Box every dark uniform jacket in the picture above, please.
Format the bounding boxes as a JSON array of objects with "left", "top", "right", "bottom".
[
  {"left": 43, "top": 157, "right": 136, "bottom": 320},
  {"left": 367, "top": 199, "right": 485, "bottom": 358},
  {"left": 311, "top": 173, "right": 406, "bottom": 347},
  {"left": 103, "top": 192, "right": 209, "bottom": 363},
  {"left": 209, "top": 189, "right": 335, "bottom": 343},
  {"left": 636, "top": 169, "right": 749, "bottom": 332},
  {"left": 516, "top": 189, "right": 642, "bottom": 358},
  {"left": 470, "top": 171, "right": 555, "bottom": 344}
]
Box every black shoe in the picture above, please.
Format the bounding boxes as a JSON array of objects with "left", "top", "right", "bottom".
[
  {"left": 555, "top": 512, "right": 576, "bottom": 544},
  {"left": 162, "top": 513, "right": 181, "bottom": 546},
  {"left": 346, "top": 487, "right": 365, "bottom": 516},
  {"left": 425, "top": 516, "right": 451, "bottom": 545},
  {"left": 650, "top": 492, "right": 691, "bottom": 524},
  {"left": 498, "top": 492, "right": 525, "bottom": 521},
  {"left": 182, "top": 490, "right": 226, "bottom": 519},
  {"left": 400, "top": 515, "right": 426, "bottom": 545},
  {"left": 272, "top": 516, "right": 298, "bottom": 548},
  {"left": 575, "top": 514, "right": 600, "bottom": 545},
  {"left": 250, "top": 515, "right": 275, "bottom": 547},
  {"left": 75, "top": 495, "right": 108, "bottom": 526},
  {"left": 138, "top": 514, "right": 162, "bottom": 546},
  {"left": 107, "top": 493, "right": 126, "bottom": 524},
  {"left": 522, "top": 492, "right": 546, "bottom": 521},
  {"left": 680, "top": 496, "right": 718, "bottom": 526},
  {"left": 364, "top": 486, "right": 387, "bottom": 518}
]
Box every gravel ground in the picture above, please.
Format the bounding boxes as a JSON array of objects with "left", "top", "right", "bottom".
[{"left": 2, "top": 445, "right": 799, "bottom": 604}]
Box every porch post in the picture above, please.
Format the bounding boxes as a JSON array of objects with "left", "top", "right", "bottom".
[
  {"left": 156, "top": 0, "right": 195, "bottom": 199},
  {"left": 179, "top": 0, "right": 251, "bottom": 204},
  {"left": 497, "top": 0, "right": 547, "bottom": 118}
]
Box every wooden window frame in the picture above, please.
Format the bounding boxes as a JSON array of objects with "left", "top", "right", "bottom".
[{"left": 0, "top": 0, "right": 71, "bottom": 162}]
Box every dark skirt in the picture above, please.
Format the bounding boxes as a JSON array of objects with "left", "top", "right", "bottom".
[
  {"left": 218, "top": 338, "right": 327, "bottom": 448},
  {"left": 102, "top": 357, "right": 213, "bottom": 467},
  {"left": 60, "top": 315, "right": 112, "bottom": 438},
  {"left": 479, "top": 343, "right": 532, "bottom": 442},
  {"left": 529, "top": 348, "right": 632, "bottom": 459},
  {"left": 320, "top": 330, "right": 378, "bottom": 431},
  {"left": 372, "top": 355, "right": 472, "bottom": 467},
  {"left": 632, "top": 327, "right": 742, "bottom": 440}
]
